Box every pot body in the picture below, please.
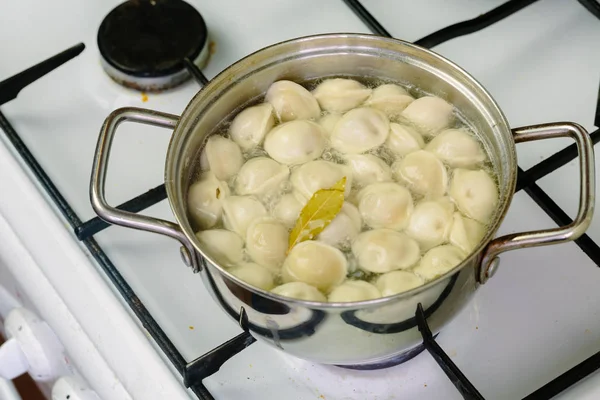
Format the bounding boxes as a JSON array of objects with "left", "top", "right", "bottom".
[
  {"left": 90, "top": 34, "right": 595, "bottom": 367},
  {"left": 167, "top": 34, "right": 515, "bottom": 366},
  {"left": 199, "top": 250, "right": 478, "bottom": 366}
]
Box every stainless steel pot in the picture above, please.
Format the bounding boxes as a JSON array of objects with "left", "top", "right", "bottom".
[{"left": 89, "top": 34, "right": 595, "bottom": 367}]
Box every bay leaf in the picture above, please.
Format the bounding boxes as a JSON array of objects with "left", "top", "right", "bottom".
[{"left": 287, "top": 176, "right": 346, "bottom": 252}]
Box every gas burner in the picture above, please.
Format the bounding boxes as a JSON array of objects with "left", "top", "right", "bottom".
[{"left": 97, "top": 0, "right": 209, "bottom": 92}]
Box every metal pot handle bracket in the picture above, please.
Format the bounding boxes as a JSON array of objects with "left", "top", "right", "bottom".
[
  {"left": 479, "top": 122, "right": 596, "bottom": 283},
  {"left": 90, "top": 107, "right": 201, "bottom": 271}
]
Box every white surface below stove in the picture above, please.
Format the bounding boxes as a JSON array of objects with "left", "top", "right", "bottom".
[{"left": 1, "top": 0, "right": 600, "bottom": 399}]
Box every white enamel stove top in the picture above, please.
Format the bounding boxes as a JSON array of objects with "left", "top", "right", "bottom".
[{"left": 0, "top": 0, "right": 600, "bottom": 399}]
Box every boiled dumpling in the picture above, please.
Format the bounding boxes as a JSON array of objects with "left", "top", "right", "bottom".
[
  {"left": 413, "top": 245, "right": 465, "bottom": 281},
  {"left": 449, "top": 212, "right": 486, "bottom": 254},
  {"left": 246, "top": 218, "right": 288, "bottom": 269},
  {"left": 318, "top": 113, "right": 342, "bottom": 136},
  {"left": 317, "top": 203, "right": 362, "bottom": 248},
  {"left": 312, "top": 78, "right": 372, "bottom": 113},
  {"left": 352, "top": 229, "right": 420, "bottom": 273},
  {"left": 357, "top": 182, "right": 413, "bottom": 230},
  {"left": 291, "top": 160, "right": 352, "bottom": 200},
  {"left": 271, "top": 282, "right": 326, "bottom": 302},
  {"left": 265, "top": 80, "right": 320, "bottom": 122},
  {"left": 385, "top": 123, "right": 424, "bottom": 157},
  {"left": 406, "top": 198, "right": 455, "bottom": 251},
  {"left": 264, "top": 120, "right": 326, "bottom": 165},
  {"left": 222, "top": 196, "right": 267, "bottom": 237},
  {"left": 331, "top": 107, "right": 390, "bottom": 154},
  {"left": 375, "top": 271, "right": 424, "bottom": 297},
  {"left": 273, "top": 194, "right": 303, "bottom": 227},
  {"left": 449, "top": 169, "right": 498, "bottom": 223},
  {"left": 282, "top": 241, "right": 348, "bottom": 293},
  {"left": 393, "top": 150, "right": 448, "bottom": 198},
  {"left": 401, "top": 96, "right": 453, "bottom": 135},
  {"left": 344, "top": 154, "right": 392, "bottom": 187},
  {"left": 187, "top": 172, "right": 230, "bottom": 229},
  {"left": 234, "top": 157, "right": 290, "bottom": 196},
  {"left": 425, "top": 129, "right": 486, "bottom": 168},
  {"left": 195, "top": 229, "right": 244, "bottom": 266},
  {"left": 366, "top": 84, "right": 414, "bottom": 117},
  {"left": 328, "top": 280, "right": 381, "bottom": 302},
  {"left": 200, "top": 136, "right": 244, "bottom": 181},
  {"left": 229, "top": 103, "right": 275, "bottom": 151},
  {"left": 228, "top": 262, "right": 274, "bottom": 290}
]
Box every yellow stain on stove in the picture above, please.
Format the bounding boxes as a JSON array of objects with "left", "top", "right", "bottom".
[
  {"left": 141, "top": 92, "right": 149, "bottom": 102},
  {"left": 188, "top": 326, "right": 194, "bottom": 330}
]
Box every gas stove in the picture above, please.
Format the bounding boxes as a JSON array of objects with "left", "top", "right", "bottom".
[{"left": 0, "top": 1, "right": 600, "bottom": 399}]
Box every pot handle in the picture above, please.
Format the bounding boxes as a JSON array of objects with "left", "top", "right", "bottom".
[
  {"left": 90, "top": 107, "right": 200, "bottom": 270},
  {"left": 479, "top": 122, "right": 595, "bottom": 283}
]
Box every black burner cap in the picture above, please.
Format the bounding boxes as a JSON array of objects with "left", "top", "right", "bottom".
[{"left": 98, "top": 0, "right": 208, "bottom": 79}]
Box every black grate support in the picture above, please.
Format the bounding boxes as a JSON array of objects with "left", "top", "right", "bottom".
[
  {"left": 523, "top": 349, "right": 600, "bottom": 399},
  {"left": 342, "top": 0, "right": 391, "bottom": 37},
  {"left": 416, "top": 304, "right": 484, "bottom": 400},
  {"left": 183, "top": 308, "right": 256, "bottom": 393},
  {"left": 183, "top": 57, "right": 210, "bottom": 86},
  {"left": 0, "top": 43, "right": 85, "bottom": 106},
  {"left": 414, "top": 0, "right": 540, "bottom": 48}
]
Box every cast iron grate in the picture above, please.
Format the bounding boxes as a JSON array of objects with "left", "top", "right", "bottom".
[{"left": 1, "top": 1, "right": 599, "bottom": 399}]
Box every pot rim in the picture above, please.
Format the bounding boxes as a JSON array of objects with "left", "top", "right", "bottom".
[{"left": 165, "top": 33, "right": 516, "bottom": 310}]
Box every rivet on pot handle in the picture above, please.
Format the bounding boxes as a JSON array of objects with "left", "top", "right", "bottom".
[
  {"left": 479, "top": 122, "right": 595, "bottom": 283},
  {"left": 90, "top": 107, "right": 201, "bottom": 272}
]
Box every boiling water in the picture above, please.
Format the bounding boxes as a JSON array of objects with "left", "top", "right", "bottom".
[{"left": 187, "top": 77, "right": 500, "bottom": 299}]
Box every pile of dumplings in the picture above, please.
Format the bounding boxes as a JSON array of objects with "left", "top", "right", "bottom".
[{"left": 188, "top": 77, "right": 499, "bottom": 303}]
